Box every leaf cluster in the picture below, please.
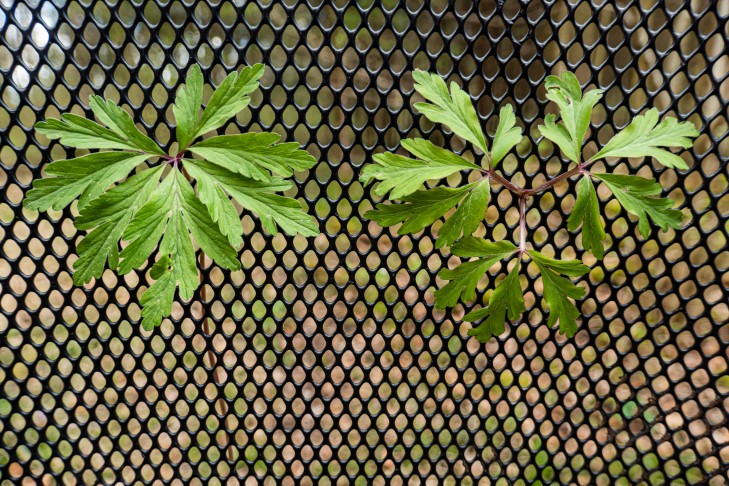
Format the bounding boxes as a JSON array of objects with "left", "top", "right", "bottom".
[
  {"left": 25, "top": 64, "right": 319, "bottom": 330},
  {"left": 361, "top": 70, "right": 698, "bottom": 342}
]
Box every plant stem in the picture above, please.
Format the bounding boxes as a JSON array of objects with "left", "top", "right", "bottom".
[
  {"left": 485, "top": 160, "right": 592, "bottom": 197},
  {"left": 525, "top": 164, "right": 584, "bottom": 195},
  {"left": 483, "top": 159, "right": 595, "bottom": 253},
  {"left": 486, "top": 169, "right": 525, "bottom": 195},
  {"left": 519, "top": 194, "right": 527, "bottom": 254}
]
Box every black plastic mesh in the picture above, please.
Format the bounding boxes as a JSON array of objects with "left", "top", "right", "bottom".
[{"left": 1, "top": 0, "right": 728, "bottom": 484}]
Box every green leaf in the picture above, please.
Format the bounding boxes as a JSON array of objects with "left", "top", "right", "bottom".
[
  {"left": 593, "top": 173, "right": 683, "bottom": 239},
  {"left": 26, "top": 65, "right": 320, "bottom": 333},
  {"left": 23, "top": 152, "right": 150, "bottom": 212},
  {"left": 529, "top": 250, "right": 588, "bottom": 337},
  {"left": 134, "top": 169, "right": 241, "bottom": 330},
  {"left": 73, "top": 166, "right": 164, "bottom": 285},
  {"left": 360, "top": 139, "right": 477, "bottom": 199},
  {"left": 364, "top": 185, "right": 471, "bottom": 235},
  {"left": 436, "top": 179, "right": 490, "bottom": 249},
  {"left": 527, "top": 249, "right": 589, "bottom": 277},
  {"left": 118, "top": 174, "right": 176, "bottom": 274},
  {"left": 192, "top": 164, "right": 243, "bottom": 248},
  {"left": 88, "top": 96, "right": 165, "bottom": 155},
  {"left": 140, "top": 271, "right": 176, "bottom": 331},
  {"left": 149, "top": 173, "right": 198, "bottom": 300},
  {"left": 543, "top": 72, "right": 603, "bottom": 161},
  {"left": 190, "top": 133, "right": 316, "bottom": 181},
  {"left": 176, "top": 170, "right": 240, "bottom": 271},
  {"left": 463, "top": 260, "right": 524, "bottom": 342},
  {"left": 591, "top": 108, "right": 698, "bottom": 169},
  {"left": 412, "top": 70, "right": 488, "bottom": 153},
  {"left": 450, "top": 238, "right": 518, "bottom": 258},
  {"left": 567, "top": 176, "right": 606, "bottom": 259},
  {"left": 35, "top": 115, "right": 146, "bottom": 152},
  {"left": 128, "top": 169, "right": 207, "bottom": 330},
  {"left": 538, "top": 114, "right": 580, "bottom": 163},
  {"left": 490, "top": 105, "right": 523, "bottom": 167},
  {"left": 142, "top": 187, "right": 198, "bottom": 328},
  {"left": 195, "top": 64, "right": 265, "bottom": 138},
  {"left": 173, "top": 64, "right": 204, "bottom": 151},
  {"left": 434, "top": 239, "right": 517, "bottom": 308},
  {"left": 185, "top": 159, "right": 318, "bottom": 237},
  {"left": 160, "top": 171, "right": 214, "bottom": 301},
  {"left": 149, "top": 254, "right": 171, "bottom": 280}
]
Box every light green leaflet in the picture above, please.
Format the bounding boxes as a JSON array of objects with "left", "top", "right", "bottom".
[
  {"left": 490, "top": 105, "right": 523, "bottom": 167},
  {"left": 184, "top": 159, "right": 319, "bottom": 237},
  {"left": 361, "top": 69, "right": 697, "bottom": 342},
  {"left": 567, "top": 176, "right": 606, "bottom": 259},
  {"left": 25, "top": 63, "right": 319, "bottom": 330},
  {"left": 436, "top": 179, "right": 490, "bottom": 249},
  {"left": 593, "top": 173, "right": 682, "bottom": 239},
  {"left": 590, "top": 108, "right": 699, "bottom": 169},
  {"left": 463, "top": 260, "right": 524, "bottom": 342},
  {"left": 539, "top": 72, "right": 603, "bottom": 163},
  {"left": 24, "top": 152, "right": 151, "bottom": 212},
  {"left": 360, "top": 139, "right": 477, "bottom": 199},
  {"left": 528, "top": 250, "right": 589, "bottom": 337},
  {"left": 365, "top": 185, "right": 472, "bottom": 236},
  {"left": 435, "top": 239, "right": 517, "bottom": 309},
  {"left": 412, "top": 70, "right": 489, "bottom": 154},
  {"left": 190, "top": 133, "right": 317, "bottom": 181}
]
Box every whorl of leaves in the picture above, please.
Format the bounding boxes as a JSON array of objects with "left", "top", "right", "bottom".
[
  {"left": 25, "top": 64, "right": 319, "bottom": 330},
  {"left": 361, "top": 71, "right": 698, "bottom": 342}
]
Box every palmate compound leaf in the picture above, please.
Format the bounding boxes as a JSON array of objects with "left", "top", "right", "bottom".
[
  {"left": 359, "top": 139, "right": 478, "bottom": 200},
  {"left": 119, "top": 169, "right": 241, "bottom": 330},
  {"left": 25, "top": 63, "right": 320, "bottom": 331},
  {"left": 365, "top": 185, "right": 470, "bottom": 234},
  {"left": 184, "top": 158, "right": 319, "bottom": 237},
  {"left": 567, "top": 175, "right": 606, "bottom": 259},
  {"left": 528, "top": 250, "right": 589, "bottom": 337},
  {"left": 538, "top": 71, "right": 603, "bottom": 163},
  {"left": 412, "top": 70, "right": 489, "bottom": 154},
  {"left": 190, "top": 132, "right": 317, "bottom": 181},
  {"left": 73, "top": 166, "right": 164, "bottom": 285},
  {"left": 593, "top": 173, "right": 683, "bottom": 239},
  {"left": 462, "top": 260, "right": 525, "bottom": 343},
  {"left": 24, "top": 152, "right": 152, "bottom": 212},
  {"left": 434, "top": 239, "right": 517, "bottom": 309},
  {"left": 490, "top": 105, "right": 523, "bottom": 167},
  {"left": 358, "top": 70, "right": 697, "bottom": 344},
  {"left": 591, "top": 108, "right": 699, "bottom": 170}
]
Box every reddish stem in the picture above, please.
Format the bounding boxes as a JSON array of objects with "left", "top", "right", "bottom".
[
  {"left": 482, "top": 159, "right": 594, "bottom": 253},
  {"left": 519, "top": 195, "right": 527, "bottom": 254},
  {"left": 485, "top": 169, "right": 526, "bottom": 195},
  {"left": 525, "top": 164, "right": 584, "bottom": 195},
  {"left": 484, "top": 161, "right": 591, "bottom": 197}
]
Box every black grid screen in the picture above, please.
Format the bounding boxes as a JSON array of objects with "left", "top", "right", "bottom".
[{"left": 1, "top": 0, "right": 728, "bottom": 484}]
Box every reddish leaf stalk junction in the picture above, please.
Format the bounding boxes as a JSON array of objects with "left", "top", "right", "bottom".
[
  {"left": 482, "top": 160, "right": 592, "bottom": 255},
  {"left": 161, "top": 153, "right": 185, "bottom": 167}
]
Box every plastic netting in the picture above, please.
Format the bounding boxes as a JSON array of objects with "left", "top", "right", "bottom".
[{"left": 1, "top": 0, "right": 728, "bottom": 484}]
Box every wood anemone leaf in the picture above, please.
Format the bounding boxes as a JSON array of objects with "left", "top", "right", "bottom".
[
  {"left": 24, "top": 63, "right": 320, "bottom": 330},
  {"left": 360, "top": 70, "right": 698, "bottom": 342}
]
